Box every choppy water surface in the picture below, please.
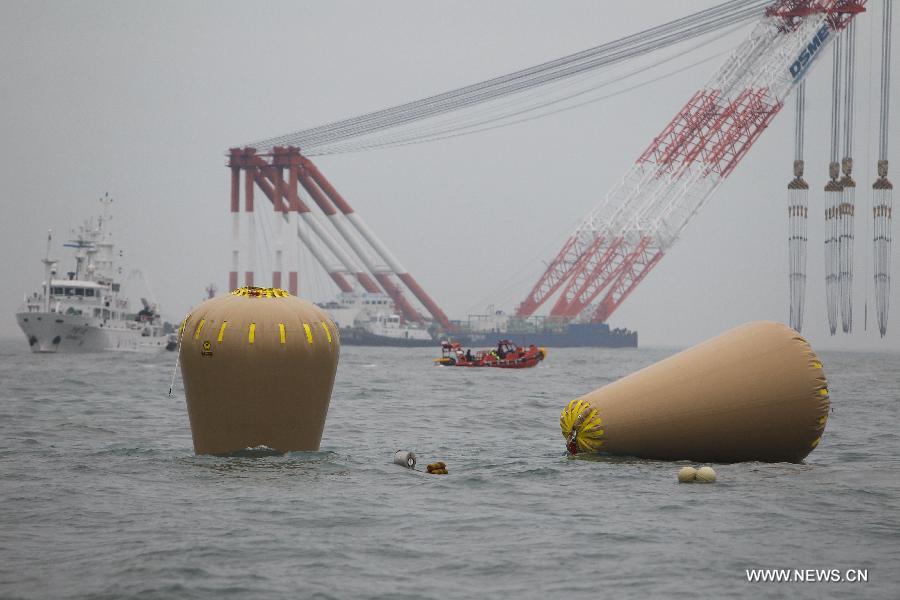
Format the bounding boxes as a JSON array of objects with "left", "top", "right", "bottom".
[{"left": 1, "top": 337, "right": 898, "bottom": 599}]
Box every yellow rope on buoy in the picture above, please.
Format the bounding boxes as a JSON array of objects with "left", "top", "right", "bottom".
[
  {"left": 426, "top": 461, "right": 448, "bottom": 475},
  {"left": 560, "top": 399, "right": 605, "bottom": 453},
  {"left": 230, "top": 287, "right": 291, "bottom": 298}
]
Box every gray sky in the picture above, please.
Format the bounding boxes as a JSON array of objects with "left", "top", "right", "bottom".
[{"left": 1, "top": 0, "right": 898, "bottom": 351}]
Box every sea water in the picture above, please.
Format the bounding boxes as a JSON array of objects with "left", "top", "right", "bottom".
[{"left": 1, "top": 338, "right": 898, "bottom": 599}]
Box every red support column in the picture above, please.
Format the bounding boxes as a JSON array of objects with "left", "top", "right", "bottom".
[
  {"left": 301, "top": 156, "right": 445, "bottom": 328},
  {"left": 287, "top": 150, "right": 300, "bottom": 296},
  {"left": 252, "top": 158, "right": 360, "bottom": 295},
  {"left": 295, "top": 169, "right": 384, "bottom": 295},
  {"left": 228, "top": 148, "right": 241, "bottom": 292},
  {"left": 244, "top": 156, "right": 255, "bottom": 213}
]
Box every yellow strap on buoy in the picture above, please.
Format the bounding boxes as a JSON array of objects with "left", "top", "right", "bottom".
[
  {"left": 217, "top": 321, "right": 228, "bottom": 342},
  {"left": 248, "top": 323, "right": 256, "bottom": 344},
  {"left": 303, "top": 323, "right": 313, "bottom": 345},
  {"left": 194, "top": 319, "right": 205, "bottom": 339},
  {"left": 279, "top": 323, "right": 286, "bottom": 344},
  {"left": 321, "top": 321, "right": 332, "bottom": 344},
  {"left": 559, "top": 398, "right": 605, "bottom": 453}
]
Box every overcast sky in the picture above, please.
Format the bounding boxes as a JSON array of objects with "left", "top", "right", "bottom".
[{"left": 1, "top": 0, "right": 898, "bottom": 351}]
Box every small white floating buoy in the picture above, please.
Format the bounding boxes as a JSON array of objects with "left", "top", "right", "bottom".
[
  {"left": 677, "top": 466, "right": 697, "bottom": 483},
  {"left": 393, "top": 450, "right": 416, "bottom": 469},
  {"left": 695, "top": 466, "right": 717, "bottom": 483}
]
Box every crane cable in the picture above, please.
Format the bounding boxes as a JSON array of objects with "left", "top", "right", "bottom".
[
  {"left": 874, "top": 0, "right": 893, "bottom": 337},
  {"left": 313, "top": 26, "right": 741, "bottom": 156},
  {"left": 839, "top": 20, "right": 857, "bottom": 333},
  {"left": 244, "top": 0, "right": 769, "bottom": 153},
  {"left": 824, "top": 35, "right": 844, "bottom": 335},
  {"left": 788, "top": 81, "right": 808, "bottom": 332}
]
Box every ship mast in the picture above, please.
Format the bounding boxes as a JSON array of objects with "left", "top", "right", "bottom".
[{"left": 41, "top": 229, "right": 55, "bottom": 313}]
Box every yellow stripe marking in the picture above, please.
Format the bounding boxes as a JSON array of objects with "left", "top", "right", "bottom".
[
  {"left": 180, "top": 314, "right": 190, "bottom": 337},
  {"left": 194, "top": 319, "right": 205, "bottom": 339},
  {"left": 819, "top": 388, "right": 828, "bottom": 397},
  {"left": 303, "top": 323, "right": 313, "bottom": 345},
  {"left": 810, "top": 436, "right": 821, "bottom": 448},
  {"left": 217, "top": 321, "right": 228, "bottom": 342},
  {"left": 279, "top": 323, "right": 286, "bottom": 344},
  {"left": 811, "top": 360, "right": 823, "bottom": 369},
  {"left": 248, "top": 323, "right": 256, "bottom": 344},
  {"left": 321, "top": 321, "right": 332, "bottom": 343}
]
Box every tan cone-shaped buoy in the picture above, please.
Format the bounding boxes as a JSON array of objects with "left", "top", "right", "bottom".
[
  {"left": 179, "top": 287, "right": 340, "bottom": 455},
  {"left": 560, "top": 321, "right": 828, "bottom": 463}
]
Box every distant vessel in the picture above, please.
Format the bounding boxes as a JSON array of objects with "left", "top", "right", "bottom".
[
  {"left": 317, "top": 293, "right": 435, "bottom": 347},
  {"left": 315, "top": 294, "right": 636, "bottom": 348},
  {"left": 446, "top": 310, "right": 637, "bottom": 348},
  {"left": 15, "top": 195, "right": 176, "bottom": 353}
]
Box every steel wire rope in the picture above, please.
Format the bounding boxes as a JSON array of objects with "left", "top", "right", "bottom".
[
  {"left": 840, "top": 20, "right": 857, "bottom": 333},
  {"left": 252, "top": 0, "right": 763, "bottom": 150},
  {"left": 878, "top": 0, "right": 892, "bottom": 162},
  {"left": 311, "top": 22, "right": 743, "bottom": 153},
  {"left": 314, "top": 51, "right": 730, "bottom": 156},
  {"left": 310, "top": 57, "right": 631, "bottom": 154},
  {"left": 309, "top": 29, "right": 741, "bottom": 156},
  {"left": 863, "top": 4, "right": 877, "bottom": 331},
  {"left": 293, "top": 7, "right": 764, "bottom": 150},
  {"left": 875, "top": 0, "right": 892, "bottom": 336},
  {"left": 245, "top": 0, "right": 768, "bottom": 152}
]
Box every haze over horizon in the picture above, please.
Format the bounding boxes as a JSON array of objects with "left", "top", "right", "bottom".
[{"left": 1, "top": 0, "right": 898, "bottom": 351}]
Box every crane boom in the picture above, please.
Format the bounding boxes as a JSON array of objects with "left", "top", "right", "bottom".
[{"left": 516, "top": 0, "right": 867, "bottom": 323}]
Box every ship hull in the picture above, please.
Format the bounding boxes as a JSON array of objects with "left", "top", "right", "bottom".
[
  {"left": 16, "top": 312, "right": 172, "bottom": 353},
  {"left": 338, "top": 322, "right": 637, "bottom": 348},
  {"left": 448, "top": 324, "right": 637, "bottom": 348},
  {"left": 339, "top": 326, "right": 435, "bottom": 347}
]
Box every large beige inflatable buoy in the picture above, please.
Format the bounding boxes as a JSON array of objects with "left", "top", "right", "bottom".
[
  {"left": 179, "top": 287, "right": 340, "bottom": 455},
  {"left": 560, "top": 321, "right": 829, "bottom": 463}
]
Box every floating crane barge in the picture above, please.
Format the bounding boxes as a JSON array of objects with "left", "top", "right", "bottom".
[{"left": 225, "top": 0, "right": 890, "bottom": 344}]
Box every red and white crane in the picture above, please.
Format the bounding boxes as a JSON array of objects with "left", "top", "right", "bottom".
[
  {"left": 227, "top": 146, "right": 452, "bottom": 330},
  {"left": 230, "top": 0, "right": 891, "bottom": 338},
  {"left": 515, "top": 0, "right": 867, "bottom": 324}
]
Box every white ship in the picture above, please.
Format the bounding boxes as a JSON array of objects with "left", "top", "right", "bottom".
[
  {"left": 15, "top": 196, "right": 176, "bottom": 353},
  {"left": 316, "top": 293, "right": 434, "bottom": 346}
]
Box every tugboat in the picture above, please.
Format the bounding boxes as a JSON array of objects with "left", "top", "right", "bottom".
[{"left": 435, "top": 340, "right": 546, "bottom": 369}]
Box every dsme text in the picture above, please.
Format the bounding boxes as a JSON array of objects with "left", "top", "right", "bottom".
[{"left": 789, "top": 25, "right": 830, "bottom": 79}]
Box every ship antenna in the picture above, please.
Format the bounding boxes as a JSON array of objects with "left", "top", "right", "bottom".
[
  {"left": 42, "top": 229, "right": 54, "bottom": 313},
  {"left": 44, "top": 229, "right": 52, "bottom": 262}
]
